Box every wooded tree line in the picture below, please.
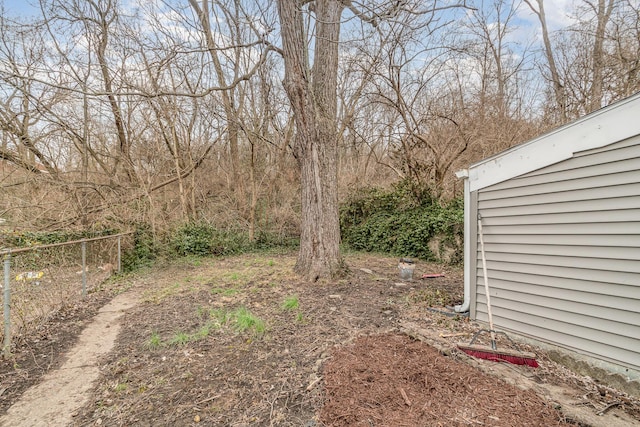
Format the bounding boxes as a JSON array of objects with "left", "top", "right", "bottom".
[{"left": 1, "top": 0, "right": 638, "bottom": 277}]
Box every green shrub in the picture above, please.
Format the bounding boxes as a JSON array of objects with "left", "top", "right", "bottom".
[
  {"left": 122, "top": 226, "right": 158, "bottom": 271},
  {"left": 253, "top": 230, "right": 299, "bottom": 251},
  {"left": 170, "top": 222, "right": 256, "bottom": 257},
  {"left": 340, "top": 181, "right": 463, "bottom": 263},
  {"left": 171, "top": 222, "right": 217, "bottom": 256}
]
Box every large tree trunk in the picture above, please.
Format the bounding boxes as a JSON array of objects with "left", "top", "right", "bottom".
[{"left": 277, "top": 0, "right": 345, "bottom": 281}]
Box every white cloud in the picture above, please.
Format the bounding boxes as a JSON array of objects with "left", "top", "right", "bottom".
[{"left": 516, "top": 0, "right": 578, "bottom": 33}]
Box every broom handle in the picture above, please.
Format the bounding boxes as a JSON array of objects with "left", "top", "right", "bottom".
[{"left": 478, "top": 214, "right": 497, "bottom": 349}]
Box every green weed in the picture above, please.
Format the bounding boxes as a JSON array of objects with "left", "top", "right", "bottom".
[
  {"left": 169, "top": 332, "right": 191, "bottom": 346},
  {"left": 193, "top": 324, "right": 212, "bottom": 340},
  {"left": 210, "top": 308, "right": 229, "bottom": 326},
  {"left": 232, "top": 307, "right": 265, "bottom": 335},
  {"left": 145, "top": 331, "right": 162, "bottom": 350},
  {"left": 281, "top": 295, "right": 299, "bottom": 311},
  {"left": 167, "top": 322, "right": 216, "bottom": 346}
]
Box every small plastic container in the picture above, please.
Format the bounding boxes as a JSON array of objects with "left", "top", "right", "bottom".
[{"left": 398, "top": 258, "right": 415, "bottom": 280}]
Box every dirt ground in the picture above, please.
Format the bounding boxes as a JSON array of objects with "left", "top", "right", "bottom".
[{"left": 0, "top": 252, "right": 639, "bottom": 426}]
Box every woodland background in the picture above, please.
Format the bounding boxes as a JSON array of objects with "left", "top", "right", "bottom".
[{"left": 1, "top": 0, "right": 638, "bottom": 262}]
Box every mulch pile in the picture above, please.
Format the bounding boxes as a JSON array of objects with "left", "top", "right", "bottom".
[{"left": 320, "top": 334, "right": 569, "bottom": 427}]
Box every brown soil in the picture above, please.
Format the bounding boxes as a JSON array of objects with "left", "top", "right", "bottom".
[{"left": 0, "top": 252, "right": 638, "bottom": 426}]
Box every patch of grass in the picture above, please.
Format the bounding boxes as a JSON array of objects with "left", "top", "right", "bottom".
[
  {"left": 222, "top": 270, "right": 257, "bottom": 285},
  {"left": 169, "top": 332, "right": 191, "bottom": 346},
  {"left": 204, "top": 270, "right": 253, "bottom": 288},
  {"left": 281, "top": 295, "right": 299, "bottom": 311},
  {"left": 114, "top": 382, "right": 129, "bottom": 393},
  {"left": 185, "top": 256, "right": 203, "bottom": 267},
  {"left": 192, "top": 274, "right": 208, "bottom": 283},
  {"left": 192, "top": 324, "right": 212, "bottom": 340},
  {"left": 232, "top": 306, "right": 265, "bottom": 335},
  {"left": 167, "top": 321, "right": 217, "bottom": 347},
  {"left": 173, "top": 255, "right": 206, "bottom": 268},
  {"left": 145, "top": 332, "right": 162, "bottom": 350},
  {"left": 196, "top": 306, "right": 207, "bottom": 318},
  {"left": 144, "top": 282, "right": 182, "bottom": 304},
  {"left": 244, "top": 257, "right": 276, "bottom": 268},
  {"left": 210, "top": 308, "right": 230, "bottom": 326},
  {"left": 211, "top": 287, "right": 240, "bottom": 297},
  {"left": 162, "top": 307, "right": 230, "bottom": 348},
  {"left": 296, "top": 312, "right": 305, "bottom": 323},
  {"left": 410, "top": 288, "right": 453, "bottom": 306}
]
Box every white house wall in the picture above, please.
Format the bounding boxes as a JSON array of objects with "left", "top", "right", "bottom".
[{"left": 473, "top": 135, "right": 640, "bottom": 373}]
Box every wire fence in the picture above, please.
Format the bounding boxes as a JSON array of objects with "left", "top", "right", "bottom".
[{"left": 1, "top": 232, "right": 133, "bottom": 357}]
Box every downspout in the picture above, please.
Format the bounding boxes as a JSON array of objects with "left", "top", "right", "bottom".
[{"left": 454, "top": 169, "right": 470, "bottom": 313}]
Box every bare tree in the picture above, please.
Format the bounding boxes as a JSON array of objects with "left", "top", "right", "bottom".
[
  {"left": 187, "top": 0, "right": 276, "bottom": 212},
  {"left": 40, "top": 0, "right": 138, "bottom": 182},
  {"left": 586, "top": 0, "right": 616, "bottom": 112},
  {"left": 524, "top": 0, "right": 567, "bottom": 121},
  {"left": 464, "top": 0, "right": 527, "bottom": 118},
  {"left": 277, "top": 0, "right": 345, "bottom": 280},
  {"left": 607, "top": 0, "right": 640, "bottom": 99},
  {"left": 526, "top": 0, "right": 628, "bottom": 120},
  {"left": 0, "top": 17, "right": 60, "bottom": 177}
]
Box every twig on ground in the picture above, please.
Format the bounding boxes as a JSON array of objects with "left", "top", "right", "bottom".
[
  {"left": 399, "top": 387, "right": 411, "bottom": 406},
  {"left": 306, "top": 376, "right": 322, "bottom": 392},
  {"left": 196, "top": 394, "right": 220, "bottom": 405},
  {"left": 597, "top": 401, "right": 621, "bottom": 416},
  {"left": 439, "top": 333, "right": 467, "bottom": 338}
]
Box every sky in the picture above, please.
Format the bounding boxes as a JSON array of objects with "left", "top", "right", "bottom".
[
  {"left": 1, "top": 0, "right": 577, "bottom": 30},
  {"left": 1, "top": 0, "right": 39, "bottom": 17},
  {"left": 0, "top": 0, "right": 578, "bottom": 76},
  {"left": 517, "top": 0, "right": 577, "bottom": 29}
]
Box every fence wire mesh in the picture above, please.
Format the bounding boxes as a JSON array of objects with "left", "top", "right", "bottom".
[{"left": 1, "top": 233, "right": 131, "bottom": 356}]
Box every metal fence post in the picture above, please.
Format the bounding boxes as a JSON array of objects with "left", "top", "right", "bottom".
[
  {"left": 117, "top": 235, "right": 122, "bottom": 274},
  {"left": 81, "top": 241, "right": 87, "bottom": 297},
  {"left": 3, "top": 254, "right": 11, "bottom": 358}
]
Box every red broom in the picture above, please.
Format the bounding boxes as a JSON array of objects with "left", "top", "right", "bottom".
[{"left": 457, "top": 214, "right": 539, "bottom": 368}]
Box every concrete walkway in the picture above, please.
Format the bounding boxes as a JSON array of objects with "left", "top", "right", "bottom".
[{"left": 0, "top": 291, "right": 139, "bottom": 427}]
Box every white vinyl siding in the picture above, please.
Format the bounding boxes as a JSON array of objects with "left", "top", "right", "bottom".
[{"left": 474, "top": 136, "right": 640, "bottom": 372}]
